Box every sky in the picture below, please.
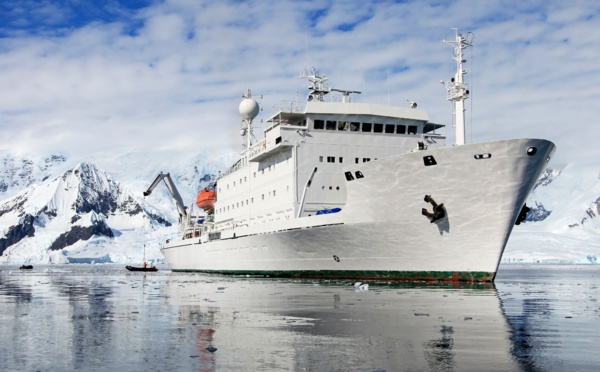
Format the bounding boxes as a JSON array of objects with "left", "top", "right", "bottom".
[{"left": 0, "top": 0, "right": 598, "bottom": 166}]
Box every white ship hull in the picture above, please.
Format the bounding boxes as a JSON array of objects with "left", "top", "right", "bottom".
[{"left": 161, "top": 138, "right": 555, "bottom": 281}]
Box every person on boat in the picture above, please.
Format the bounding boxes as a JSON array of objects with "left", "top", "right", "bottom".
[{"left": 143, "top": 262, "right": 147, "bottom": 268}]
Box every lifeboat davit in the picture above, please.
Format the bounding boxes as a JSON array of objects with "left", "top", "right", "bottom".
[{"left": 196, "top": 189, "right": 216, "bottom": 212}]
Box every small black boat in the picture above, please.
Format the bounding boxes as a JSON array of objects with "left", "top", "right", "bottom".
[
  {"left": 19, "top": 265, "right": 33, "bottom": 270},
  {"left": 126, "top": 265, "right": 157, "bottom": 272}
]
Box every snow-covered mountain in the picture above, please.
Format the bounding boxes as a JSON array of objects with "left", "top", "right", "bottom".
[
  {"left": 0, "top": 150, "right": 233, "bottom": 265},
  {"left": 0, "top": 150, "right": 598, "bottom": 265},
  {"left": 504, "top": 161, "right": 600, "bottom": 264}
]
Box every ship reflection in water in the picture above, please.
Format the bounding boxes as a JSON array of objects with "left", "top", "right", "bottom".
[{"left": 0, "top": 265, "right": 598, "bottom": 371}]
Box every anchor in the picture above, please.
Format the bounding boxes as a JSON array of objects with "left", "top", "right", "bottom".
[
  {"left": 515, "top": 204, "right": 530, "bottom": 225},
  {"left": 422, "top": 195, "right": 446, "bottom": 223}
]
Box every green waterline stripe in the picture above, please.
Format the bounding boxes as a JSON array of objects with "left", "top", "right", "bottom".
[{"left": 171, "top": 269, "right": 496, "bottom": 282}]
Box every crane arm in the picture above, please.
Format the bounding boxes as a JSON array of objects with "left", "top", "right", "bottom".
[{"left": 143, "top": 172, "right": 188, "bottom": 221}]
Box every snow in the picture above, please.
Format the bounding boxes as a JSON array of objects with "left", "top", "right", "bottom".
[{"left": 503, "top": 160, "right": 600, "bottom": 264}]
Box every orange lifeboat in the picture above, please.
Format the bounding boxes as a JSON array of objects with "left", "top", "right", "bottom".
[{"left": 196, "top": 189, "right": 216, "bottom": 212}]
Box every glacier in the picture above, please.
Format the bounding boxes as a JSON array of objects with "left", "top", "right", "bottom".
[
  {"left": 503, "top": 161, "right": 600, "bottom": 264},
  {"left": 0, "top": 151, "right": 598, "bottom": 266}
]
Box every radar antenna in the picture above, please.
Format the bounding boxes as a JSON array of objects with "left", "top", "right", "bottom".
[
  {"left": 300, "top": 67, "right": 330, "bottom": 102},
  {"left": 300, "top": 67, "right": 361, "bottom": 103},
  {"left": 442, "top": 29, "right": 474, "bottom": 146}
]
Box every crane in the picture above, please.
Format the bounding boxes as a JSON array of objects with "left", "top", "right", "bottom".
[{"left": 143, "top": 172, "right": 188, "bottom": 224}]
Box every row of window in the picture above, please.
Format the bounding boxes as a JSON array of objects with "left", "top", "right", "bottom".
[
  {"left": 319, "top": 156, "right": 374, "bottom": 164},
  {"left": 220, "top": 162, "right": 283, "bottom": 192},
  {"left": 313, "top": 120, "right": 418, "bottom": 135},
  {"left": 216, "top": 188, "right": 286, "bottom": 214}
]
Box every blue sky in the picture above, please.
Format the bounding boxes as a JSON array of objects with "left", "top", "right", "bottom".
[{"left": 0, "top": 0, "right": 598, "bottom": 165}]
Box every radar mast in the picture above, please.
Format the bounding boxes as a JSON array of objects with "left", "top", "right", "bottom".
[
  {"left": 239, "top": 89, "right": 260, "bottom": 150},
  {"left": 443, "top": 29, "right": 474, "bottom": 146}
]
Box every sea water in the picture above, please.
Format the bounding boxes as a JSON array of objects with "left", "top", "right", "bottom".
[{"left": 0, "top": 264, "right": 598, "bottom": 371}]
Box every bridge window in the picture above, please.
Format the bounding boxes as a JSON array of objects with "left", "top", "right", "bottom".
[
  {"left": 350, "top": 122, "right": 360, "bottom": 131},
  {"left": 314, "top": 120, "right": 324, "bottom": 130},
  {"left": 362, "top": 123, "right": 372, "bottom": 132},
  {"left": 408, "top": 125, "right": 418, "bottom": 135},
  {"left": 385, "top": 124, "right": 395, "bottom": 134},
  {"left": 338, "top": 121, "right": 349, "bottom": 131},
  {"left": 326, "top": 120, "right": 336, "bottom": 130},
  {"left": 373, "top": 123, "right": 383, "bottom": 133},
  {"left": 396, "top": 125, "right": 406, "bottom": 134}
]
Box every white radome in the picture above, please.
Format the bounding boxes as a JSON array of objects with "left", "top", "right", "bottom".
[{"left": 239, "top": 98, "right": 259, "bottom": 120}]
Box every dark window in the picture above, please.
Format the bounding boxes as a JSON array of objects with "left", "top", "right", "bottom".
[
  {"left": 396, "top": 125, "right": 406, "bottom": 134},
  {"left": 355, "top": 171, "right": 364, "bottom": 179},
  {"left": 314, "top": 120, "right": 324, "bottom": 130},
  {"left": 355, "top": 158, "right": 359, "bottom": 164},
  {"left": 350, "top": 122, "right": 360, "bottom": 131},
  {"left": 385, "top": 124, "right": 395, "bottom": 134},
  {"left": 327, "top": 156, "right": 335, "bottom": 163},
  {"left": 408, "top": 125, "right": 417, "bottom": 135},
  {"left": 344, "top": 171, "right": 355, "bottom": 181},
  {"left": 339, "top": 157, "right": 343, "bottom": 163},
  {"left": 363, "top": 158, "right": 371, "bottom": 162},
  {"left": 362, "top": 123, "right": 372, "bottom": 132},
  {"left": 275, "top": 136, "right": 282, "bottom": 144},
  {"left": 326, "top": 120, "right": 336, "bottom": 130},
  {"left": 338, "top": 121, "right": 349, "bottom": 131},
  {"left": 373, "top": 123, "right": 383, "bottom": 133}
]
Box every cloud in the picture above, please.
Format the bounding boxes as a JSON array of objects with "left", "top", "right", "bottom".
[{"left": 0, "top": 0, "right": 598, "bottom": 164}]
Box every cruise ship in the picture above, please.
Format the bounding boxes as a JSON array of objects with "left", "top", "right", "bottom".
[{"left": 146, "top": 32, "right": 555, "bottom": 281}]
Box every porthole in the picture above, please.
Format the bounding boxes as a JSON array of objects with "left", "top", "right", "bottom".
[
  {"left": 474, "top": 153, "right": 492, "bottom": 160},
  {"left": 527, "top": 147, "right": 537, "bottom": 156}
]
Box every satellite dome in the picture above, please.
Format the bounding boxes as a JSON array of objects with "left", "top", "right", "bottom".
[{"left": 239, "top": 98, "right": 259, "bottom": 120}]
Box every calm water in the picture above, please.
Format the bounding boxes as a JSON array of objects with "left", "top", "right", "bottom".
[{"left": 0, "top": 265, "right": 598, "bottom": 371}]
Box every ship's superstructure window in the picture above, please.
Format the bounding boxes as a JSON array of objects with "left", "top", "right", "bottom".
[
  {"left": 327, "top": 156, "right": 335, "bottom": 163},
  {"left": 310, "top": 118, "right": 421, "bottom": 136},
  {"left": 338, "top": 121, "right": 348, "bottom": 131},
  {"left": 319, "top": 156, "right": 324, "bottom": 162},
  {"left": 339, "top": 157, "right": 343, "bottom": 163}
]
